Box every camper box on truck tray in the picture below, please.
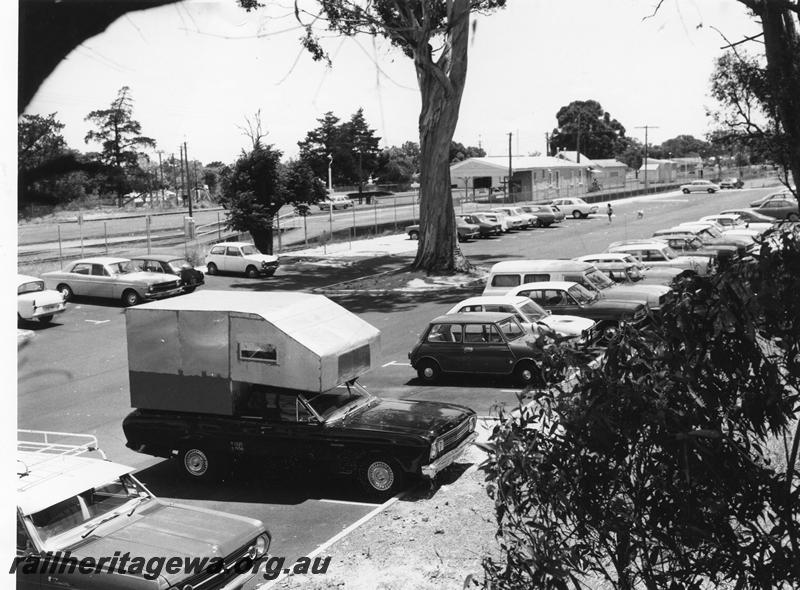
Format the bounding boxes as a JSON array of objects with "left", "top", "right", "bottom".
[{"left": 125, "top": 290, "right": 381, "bottom": 415}]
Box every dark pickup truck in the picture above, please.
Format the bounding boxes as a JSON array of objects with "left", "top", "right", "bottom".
[{"left": 123, "top": 381, "right": 477, "bottom": 497}]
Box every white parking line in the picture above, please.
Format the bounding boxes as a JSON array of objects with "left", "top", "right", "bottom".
[{"left": 382, "top": 360, "right": 411, "bottom": 367}]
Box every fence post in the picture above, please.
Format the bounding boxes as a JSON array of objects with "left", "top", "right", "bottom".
[
  {"left": 217, "top": 212, "right": 222, "bottom": 240},
  {"left": 78, "top": 214, "right": 84, "bottom": 257},
  {"left": 373, "top": 201, "right": 378, "bottom": 235},
  {"left": 58, "top": 225, "right": 63, "bottom": 269},
  {"left": 393, "top": 195, "right": 397, "bottom": 231},
  {"left": 276, "top": 214, "right": 282, "bottom": 253},
  {"left": 352, "top": 205, "right": 356, "bottom": 239},
  {"left": 146, "top": 216, "right": 151, "bottom": 254},
  {"left": 303, "top": 214, "right": 308, "bottom": 247},
  {"left": 104, "top": 222, "right": 108, "bottom": 254}
]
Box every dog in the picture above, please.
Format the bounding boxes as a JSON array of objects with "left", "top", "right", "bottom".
[{"left": 637, "top": 210, "right": 644, "bottom": 219}]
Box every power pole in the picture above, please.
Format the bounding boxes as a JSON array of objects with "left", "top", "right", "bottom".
[
  {"left": 576, "top": 111, "right": 581, "bottom": 163},
  {"left": 635, "top": 125, "right": 659, "bottom": 192},
  {"left": 507, "top": 132, "right": 513, "bottom": 203},
  {"left": 545, "top": 132, "right": 551, "bottom": 156},
  {"left": 178, "top": 145, "right": 186, "bottom": 210},
  {"left": 184, "top": 140, "right": 193, "bottom": 217},
  {"left": 156, "top": 151, "right": 165, "bottom": 205}
]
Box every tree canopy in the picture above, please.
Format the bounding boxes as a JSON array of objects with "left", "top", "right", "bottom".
[{"left": 549, "top": 100, "right": 627, "bottom": 159}]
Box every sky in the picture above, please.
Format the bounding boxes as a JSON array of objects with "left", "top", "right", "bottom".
[{"left": 18, "top": 0, "right": 761, "bottom": 166}]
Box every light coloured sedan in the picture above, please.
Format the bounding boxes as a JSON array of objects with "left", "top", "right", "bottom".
[
  {"left": 547, "top": 197, "right": 599, "bottom": 219},
  {"left": 492, "top": 206, "right": 537, "bottom": 228},
  {"left": 446, "top": 295, "right": 598, "bottom": 344},
  {"left": 17, "top": 274, "right": 67, "bottom": 323},
  {"left": 574, "top": 253, "right": 683, "bottom": 285},
  {"left": 42, "top": 257, "right": 184, "bottom": 306},
  {"left": 680, "top": 180, "right": 720, "bottom": 194},
  {"left": 489, "top": 207, "right": 527, "bottom": 230}
]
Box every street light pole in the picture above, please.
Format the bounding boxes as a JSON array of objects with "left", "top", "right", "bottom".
[
  {"left": 327, "top": 154, "right": 333, "bottom": 241},
  {"left": 635, "top": 125, "right": 659, "bottom": 192}
]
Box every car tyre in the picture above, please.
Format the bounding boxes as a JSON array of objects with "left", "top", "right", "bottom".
[
  {"left": 245, "top": 265, "right": 260, "bottom": 279},
  {"left": 708, "top": 188, "right": 716, "bottom": 194},
  {"left": 206, "top": 262, "right": 218, "bottom": 275},
  {"left": 408, "top": 230, "right": 419, "bottom": 240},
  {"left": 180, "top": 447, "right": 226, "bottom": 481},
  {"left": 358, "top": 456, "right": 405, "bottom": 498},
  {"left": 416, "top": 359, "right": 441, "bottom": 383},
  {"left": 37, "top": 314, "right": 54, "bottom": 324},
  {"left": 788, "top": 213, "right": 799, "bottom": 222},
  {"left": 572, "top": 210, "right": 582, "bottom": 219},
  {"left": 682, "top": 189, "right": 691, "bottom": 194},
  {"left": 514, "top": 360, "right": 541, "bottom": 386},
  {"left": 122, "top": 289, "right": 142, "bottom": 307},
  {"left": 57, "top": 284, "right": 73, "bottom": 302}
]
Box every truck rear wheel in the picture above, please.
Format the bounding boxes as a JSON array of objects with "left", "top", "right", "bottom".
[
  {"left": 180, "top": 447, "right": 226, "bottom": 481},
  {"left": 358, "top": 456, "right": 404, "bottom": 498}
]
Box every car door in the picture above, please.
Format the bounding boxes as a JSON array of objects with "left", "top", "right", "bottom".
[
  {"left": 65, "top": 262, "right": 93, "bottom": 296},
  {"left": 237, "top": 390, "right": 317, "bottom": 463},
  {"left": 225, "top": 246, "right": 245, "bottom": 273},
  {"left": 421, "top": 323, "right": 464, "bottom": 373},
  {"left": 462, "top": 322, "right": 512, "bottom": 374},
  {"left": 78, "top": 263, "right": 115, "bottom": 299}
]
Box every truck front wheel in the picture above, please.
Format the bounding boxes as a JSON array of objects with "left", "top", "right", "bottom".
[
  {"left": 180, "top": 447, "right": 225, "bottom": 481},
  {"left": 359, "top": 456, "right": 405, "bottom": 498}
]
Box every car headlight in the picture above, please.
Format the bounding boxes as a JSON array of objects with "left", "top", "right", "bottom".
[
  {"left": 146, "top": 285, "right": 154, "bottom": 293},
  {"left": 254, "top": 533, "right": 269, "bottom": 558}
]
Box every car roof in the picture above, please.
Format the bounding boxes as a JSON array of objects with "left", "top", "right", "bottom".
[
  {"left": 575, "top": 253, "right": 630, "bottom": 261},
  {"left": 608, "top": 241, "right": 668, "bottom": 249},
  {"left": 452, "top": 295, "right": 532, "bottom": 307},
  {"left": 211, "top": 242, "right": 253, "bottom": 247},
  {"left": 17, "top": 452, "right": 134, "bottom": 515},
  {"left": 18, "top": 274, "right": 43, "bottom": 284},
  {"left": 489, "top": 259, "right": 593, "bottom": 273},
  {"left": 69, "top": 257, "right": 131, "bottom": 265},
  {"left": 510, "top": 281, "right": 578, "bottom": 291},
  {"left": 429, "top": 311, "right": 516, "bottom": 324},
  {"left": 701, "top": 214, "right": 740, "bottom": 220}
]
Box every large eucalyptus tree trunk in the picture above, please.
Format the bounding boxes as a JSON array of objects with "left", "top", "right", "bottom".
[
  {"left": 758, "top": 2, "right": 800, "bottom": 194},
  {"left": 412, "top": 0, "right": 472, "bottom": 273}
]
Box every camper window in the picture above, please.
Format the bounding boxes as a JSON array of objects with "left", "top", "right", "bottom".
[{"left": 239, "top": 342, "right": 277, "bottom": 363}]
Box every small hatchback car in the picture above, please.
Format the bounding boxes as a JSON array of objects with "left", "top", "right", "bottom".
[
  {"left": 409, "top": 312, "right": 545, "bottom": 385},
  {"left": 205, "top": 242, "right": 279, "bottom": 278}
]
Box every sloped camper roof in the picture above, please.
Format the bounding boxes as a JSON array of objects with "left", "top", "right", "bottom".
[{"left": 134, "top": 290, "right": 379, "bottom": 359}]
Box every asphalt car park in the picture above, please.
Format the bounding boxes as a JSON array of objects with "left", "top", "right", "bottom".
[{"left": 17, "top": 184, "right": 784, "bottom": 579}]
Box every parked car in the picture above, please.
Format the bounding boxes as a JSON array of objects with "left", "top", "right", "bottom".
[
  {"left": 749, "top": 189, "right": 796, "bottom": 208},
  {"left": 409, "top": 312, "right": 546, "bottom": 385},
  {"left": 507, "top": 281, "right": 649, "bottom": 338},
  {"left": 607, "top": 241, "right": 713, "bottom": 275},
  {"left": 17, "top": 274, "right": 67, "bottom": 323},
  {"left": 16, "top": 430, "right": 270, "bottom": 590},
  {"left": 129, "top": 253, "right": 205, "bottom": 293},
  {"left": 680, "top": 180, "right": 720, "bottom": 194},
  {"left": 719, "top": 208, "right": 780, "bottom": 230},
  {"left": 406, "top": 218, "right": 480, "bottom": 242},
  {"left": 492, "top": 206, "right": 537, "bottom": 228},
  {"left": 518, "top": 204, "right": 565, "bottom": 227},
  {"left": 204, "top": 242, "right": 279, "bottom": 278},
  {"left": 547, "top": 197, "right": 598, "bottom": 219},
  {"left": 42, "top": 257, "right": 184, "bottom": 306},
  {"left": 489, "top": 207, "right": 527, "bottom": 229},
  {"left": 652, "top": 233, "right": 740, "bottom": 259},
  {"left": 676, "top": 222, "right": 757, "bottom": 245},
  {"left": 457, "top": 213, "right": 502, "bottom": 237},
  {"left": 445, "top": 295, "right": 598, "bottom": 344},
  {"left": 574, "top": 253, "right": 684, "bottom": 285},
  {"left": 698, "top": 213, "right": 768, "bottom": 234},
  {"left": 719, "top": 177, "right": 744, "bottom": 189},
  {"left": 474, "top": 210, "right": 511, "bottom": 232},
  {"left": 318, "top": 194, "right": 354, "bottom": 210},
  {"left": 482, "top": 259, "right": 671, "bottom": 312},
  {"left": 750, "top": 196, "right": 800, "bottom": 221}
]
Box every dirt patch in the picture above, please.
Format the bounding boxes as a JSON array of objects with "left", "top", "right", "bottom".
[{"left": 268, "top": 443, "right": 501, "bottom": 590}]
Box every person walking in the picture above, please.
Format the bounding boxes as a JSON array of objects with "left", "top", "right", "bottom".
[{"left": 607, "top": 202, "right": 613, "bottom": 223}]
